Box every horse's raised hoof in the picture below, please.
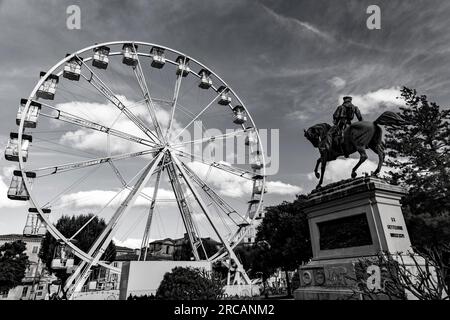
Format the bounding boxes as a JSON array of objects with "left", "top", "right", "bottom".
[
  {"left": 351, "top": 171, "right": 357, "bottom": 179},
  {"left": 315, "top": 172, "right": 320, "bottom": 179}
]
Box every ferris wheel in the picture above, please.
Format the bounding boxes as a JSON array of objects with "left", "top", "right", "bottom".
[{"left": 5, "top": 41, "right": 266, "bottom": 298}]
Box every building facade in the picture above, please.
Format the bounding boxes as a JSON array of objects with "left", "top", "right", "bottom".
[{"left": 0, "top": 234, "right": 55, "bottom": 300}]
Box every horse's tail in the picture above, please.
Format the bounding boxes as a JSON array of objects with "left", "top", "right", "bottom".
[{"left": 374, "top": 111, "right": 405, "bottom": 126}]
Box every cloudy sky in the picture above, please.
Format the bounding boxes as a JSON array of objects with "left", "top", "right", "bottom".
[{"left": 0, "top": 0, "right": 449, "bottom": 247}]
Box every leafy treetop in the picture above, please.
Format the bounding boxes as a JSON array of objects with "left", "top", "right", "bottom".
[{"left": 0, "top": 240, "right": 29, "bottom": 292}]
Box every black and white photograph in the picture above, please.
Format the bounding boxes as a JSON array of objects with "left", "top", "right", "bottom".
[{"left": 0, "top": 0, "right": 448, "bottom": 315}]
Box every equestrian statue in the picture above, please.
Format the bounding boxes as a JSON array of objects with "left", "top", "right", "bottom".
[{"left": 304, "top": 96, "right": 405, "bottom": 189}]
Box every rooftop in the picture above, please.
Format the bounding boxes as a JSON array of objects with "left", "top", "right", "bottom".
[
  {"left": 0, "top": 234, "right": 43, "bottom": 242},
  {"left": 115, "top": 245, "right": 135, "bottom": 251}
]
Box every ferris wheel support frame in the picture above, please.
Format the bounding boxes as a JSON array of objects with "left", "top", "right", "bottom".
[
  {"left": 170, "top": 152, "right": 251, "bottom": 285},
  {"left": 65, "top": 151, "right": 165, "bottom": 298}
]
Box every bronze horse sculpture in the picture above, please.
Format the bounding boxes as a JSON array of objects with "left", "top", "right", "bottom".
[{"left": 304, "top": 111, "right": 404, "bottom": 189}]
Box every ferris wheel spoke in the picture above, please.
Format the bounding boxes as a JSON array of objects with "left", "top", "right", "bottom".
[
  {"left": 171, "top": 128, "right": 248, "bottom": 147},
  {"left": 106, "top": 156, "right": 172, "bottom": 203},
  {"left": 119, "top": 97, "right": 149, "bottom": 110},
  {"left": 108, "top": 160, "right": 128, "bottom": 187},
  {"left": 165, "top": 60, "right": 185, "bottom": 140},
  {"left": 170, "top": 92, "right": 221, "bottom": 142},
  {"left": 170, "top": 152, "right": 251, "bottom": 284},
  {"left": 179, "top": 161, "right": 249, "bottom": 226},
  {"left": 30, "top": 148, "right": 159, "bottom": 177},
  {"left": 173, "top": 148, "right": 256, "bottom": 180},
  {"left": 211, "top": 225, "right": 252, "bottom": 262},
  {"left": 139, "top": 156, "right": 165, "bottom": 261},
  {"left": 66, "top": 151, "right": 165, "bottom": 296},
  {"left": 33, "top": 136, "right": 102, "bottom": 159},
  {"left": 154, "top": 98, "right": 208, "bottom": 135},
  {"left": 131, "top": 44, "right": 165, "bottom": 141},
  {"left": 115, "top": 159, "right": 174, "bottom": 204},
  {"left": 77, "top": 57, "right": 160, "bottom": 144},
  {"left": 37, "top": 100, "right": 157, "bottom": 148}
]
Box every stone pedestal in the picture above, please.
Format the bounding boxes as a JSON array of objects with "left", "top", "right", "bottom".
[{"left": 294, "top": 176, "right": 412, "bottom": 300}]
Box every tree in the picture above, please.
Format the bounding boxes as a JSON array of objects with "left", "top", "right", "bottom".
[
  {"left": 198, "top": 238, "right": 220, "bottom": 260},
  {"left": 233, "top": 241, "right": 276, "bottom": 297},
  {"left": 39, "top": 214, "right": 116, "bottom": 296},
  {"left": 255, "top": 194, "right": 312, "bottom": 296},
  {"left": 234, "top": 242, "right": 274, "bottom": 279},
  {"left": 127, "top": 293, "right": 156, "bottom": 300},
  {"left": 384, "top": 87, "right": 450, "bottom": 249},
  {"left": 173, "top": 236, "right": 220, "bottom": 261},
  {"left": 0, "top": 240, "right": 29, "bottom": 293},
  {"left": 173, "top": 239, "right": 191, "bottom": 261},
  {"left": 156, "top": 266, "right": 224, "bottom": 300}
]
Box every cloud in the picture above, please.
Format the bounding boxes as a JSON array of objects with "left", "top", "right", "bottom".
[
  {"left": 58, "top": 186, "right": 176, "bottom": 209},
  {"left": 286, "top": 110, "right": 309, "bottom": 121},
  {"left": 328, "top": 76, "right": 346, "bottom": 89},
  {"left": 266, "top": 181, "right": 302, "bottom": 195},
  {"left": 344, "top": 87, "right": 405, "bottom": 114},
  {"left": 113, "top": 237, "right": 151, "bottom": 249},
  {"left": 0, "top": 165, "right": 26, "bottom": 208},
  {"left": 188, "top": 161, "right": 302, "bottom": 197},
  {"left": 260, "top": 4, "right": 334, "bottom": 42},
  {"left": 187, "top": 161, "right": 251, "bottom": 197},
  {"left": 57, "top": 97, "right": 180, "bottom": 154},
  {"left": 57, "top": 98, "right": 148, "bottom": 154},
  {"left": 2, "top": 165, "right": 16, "bottom": 177}
]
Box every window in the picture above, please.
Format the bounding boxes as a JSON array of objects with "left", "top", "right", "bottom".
[
  {"left": 1, "top": 290, "right": 8, "bottom": 298},
  {"left": 32, "top": 246, "right": 39, "bottom": 254},
  {"left": 36, "top": 292, "right": 42, "bottom": 297},
  {"left": 21, "top": 286, "right": 28, "bottom": 298},
  {"left": 26, "top": 265, "right": 35, "bottom": 277},
  {"left": 38, "top": 285, "right": 44, "bottom": 290}
]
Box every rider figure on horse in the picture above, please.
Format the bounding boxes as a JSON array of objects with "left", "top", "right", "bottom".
[{"left": 324, "top": 96, "right": 363, "bottom": 157}]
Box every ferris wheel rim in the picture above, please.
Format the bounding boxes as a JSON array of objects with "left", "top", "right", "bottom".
[{"left": 16, "top": 40, "right": 266, "bottom": 270}]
